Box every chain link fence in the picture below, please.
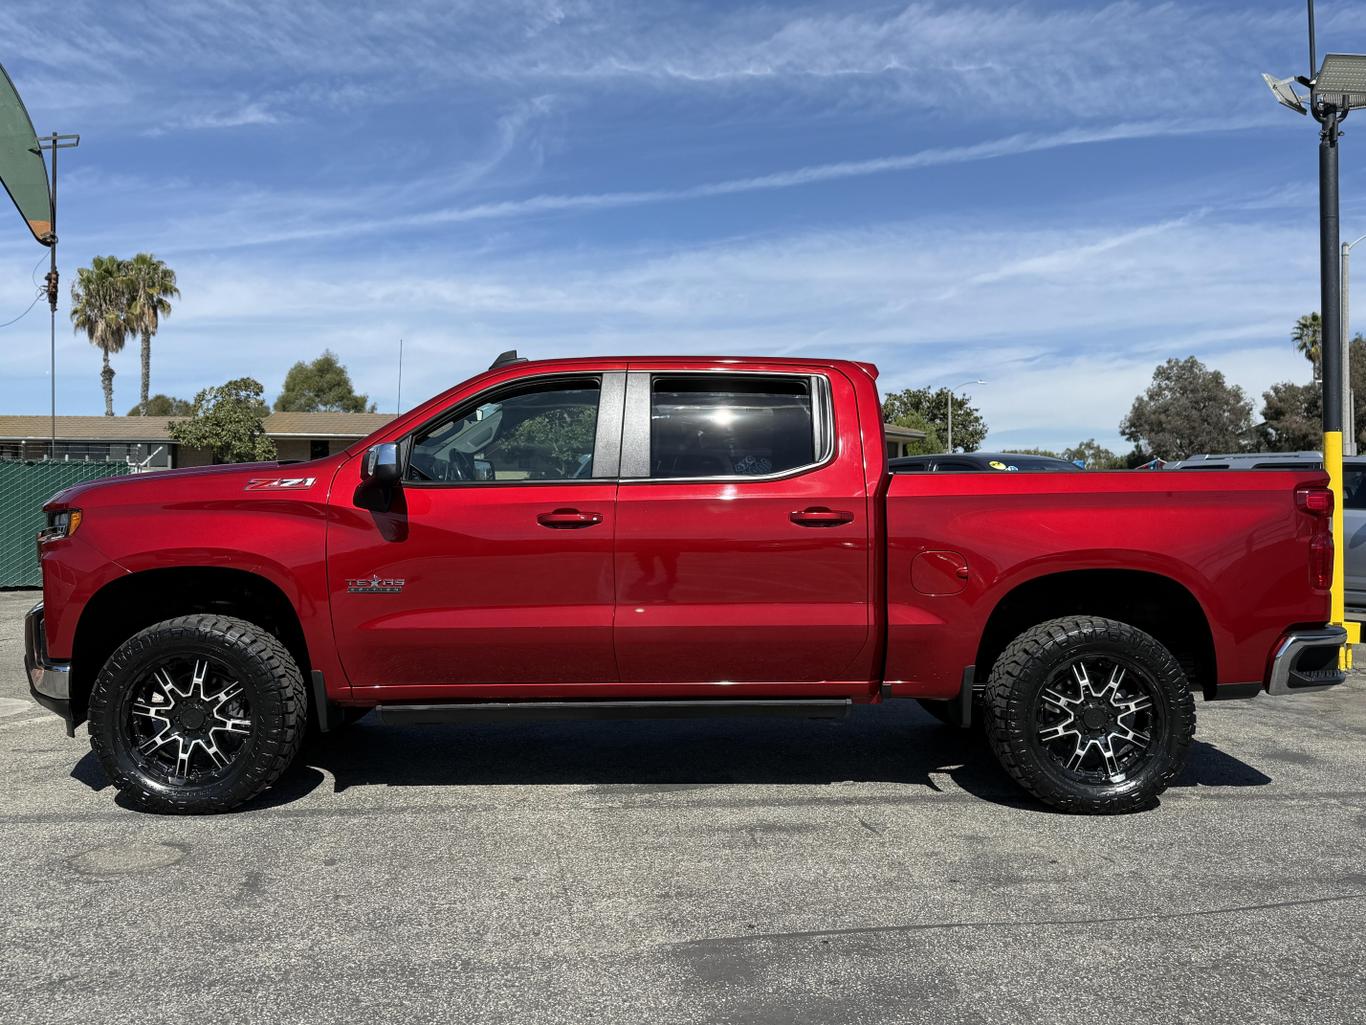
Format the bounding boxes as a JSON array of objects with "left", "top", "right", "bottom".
[{"left": 0, "top": 461, "right": 130, "bottom": 587}]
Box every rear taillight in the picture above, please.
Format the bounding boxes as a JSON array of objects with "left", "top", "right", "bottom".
[
  {"left": 1298, "top": 485, "right": 1335, "bottom": 591},
  {"left": 1310, "top": 533, "right": 1334, "bottom": 590},
  {"left": 1296, "top": 485, "right": 1334, "bottom": 516}
]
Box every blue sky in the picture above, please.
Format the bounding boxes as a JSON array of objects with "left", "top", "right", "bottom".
[{"left": 2, "top": 0, "right": 1364, "bottom": 451}]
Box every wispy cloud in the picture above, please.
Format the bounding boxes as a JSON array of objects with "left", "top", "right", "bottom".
[
  {"left": 7, "top": 1, "right": 1355, "bottom": 129},
  {"left": 143, "top": 100, "right": 283, "bottom": 137},
  {"left": 106, "top": 115, "right": 1264, "bottom": 253}
]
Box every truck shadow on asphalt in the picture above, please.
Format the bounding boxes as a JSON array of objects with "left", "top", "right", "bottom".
[{"left": 70, "top": 702, "right": 1273, "bottom": 814}]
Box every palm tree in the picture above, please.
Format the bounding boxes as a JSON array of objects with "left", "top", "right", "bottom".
[
  {"left": 1293, "top": 312, "right": 1323, "bottom": 381},
  {"left": 125, "top": 253, "right": 179, "bottom": 416},
  {"left": 70, "top": 256, "right": 132, "bottom": 416}
]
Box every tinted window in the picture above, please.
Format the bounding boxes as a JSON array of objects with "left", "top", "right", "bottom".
[
  {"left": 1345, "top": 470, "right": 1366, "bottom": 510},
  {"left": 934, "top": 461, "right": 978, "bottom": 472},
  {"left": 650, "top": 375, "right": 816, "bottom": 478},
  {"left": 408, "top": 378, "right": 599, "bottom": 483}
]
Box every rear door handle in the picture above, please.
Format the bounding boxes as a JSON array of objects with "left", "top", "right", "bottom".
[
  {"left": 537, "top": 508, "right": 604, "bottom": 529},
  {"left": 790, "top": 507, "right": 854, "bottom": 527}
]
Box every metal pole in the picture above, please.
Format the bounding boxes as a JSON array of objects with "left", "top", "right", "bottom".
[
  {"left": 396, "top": 338, "right": 403, "bottom": 414},
  {"left": 1318, "top": 104, "right": 1347, "bottom": 653},
  {"left": 1308, "top": 0, "right": 1318, "bottom": 80},
  {"left": 1345, "top": 241, "right": 1356, "bottom": 455},
  {"left": 946, "top": 391, "right": 953, "bottom": 453},
  {"left": 48, "top": 132, "right": 57, "bottom": 460},
  {"left": 37, "top": 132, "right": 79, "bottom": 458}
]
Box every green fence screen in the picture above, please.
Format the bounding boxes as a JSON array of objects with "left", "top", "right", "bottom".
[{"left": 0, "top": 461, "right": 130, "bottom": 587}]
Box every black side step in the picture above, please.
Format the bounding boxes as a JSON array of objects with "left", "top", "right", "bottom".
[{"left": 376, "top": 698, "right": 851, "bottom": 725}]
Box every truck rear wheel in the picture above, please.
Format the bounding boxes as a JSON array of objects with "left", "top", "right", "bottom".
[
  {"left": 88, "top": 615, "right": 307, "bottom": 814},
  {"left": 983, "top": 616, "right": 1195, "bottom": 814}
]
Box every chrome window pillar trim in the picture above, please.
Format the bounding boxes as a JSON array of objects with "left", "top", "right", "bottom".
[
  {"left": 24, "top": 602, "right": 70, "bottom": 701},
  {"left": 620, "top": 372, "right": 652, "bottom": 479},
  {"left": 619, "top": 370, "right": 835, "bottom": 484},
  {"left": 591, "top": 371, "right": 626, "bottom": 479}
]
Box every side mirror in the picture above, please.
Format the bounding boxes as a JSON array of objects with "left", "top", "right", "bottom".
[{"left": 362, "top": 443, "right": 402, "bottom": 485}]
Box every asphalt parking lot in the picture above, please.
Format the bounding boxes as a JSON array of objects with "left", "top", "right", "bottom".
[{"left": 2, "top": 589, "right": 1365, "bottom": 1024}]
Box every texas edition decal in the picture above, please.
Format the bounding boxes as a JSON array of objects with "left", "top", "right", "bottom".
[{"left": 346, "top": 575, "right": 406, "bottom": 594}]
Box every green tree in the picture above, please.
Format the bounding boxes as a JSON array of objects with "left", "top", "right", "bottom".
[
  {"left": 1061, "top": 438, "right": 1124, "bottom": 469},
  {"left": 1257, "top": 381, "right": 1321, "bottom": 451},
  {"left": 125, "top": 253, "right": 180, "bottom": 416},
  {"left": 169, "top": 377, "right": 276, "bottom": 463},
  {"left": 1293, "top": 312, "right": 1323, "bottom": 380},
  {"left": 70, "top": 255, "right": 133, "bottom": 416},
  {"left": 1004, "top": 447, "right": 1061, "bottom": 458},
  {"left": 1119, "top": 357, "right": 1253, "bottom": 460},
  {"left": 1260, "top": 336, "right": 1366, "bottom": 450},
  {"left": 126, "top": 394, "right": 193, "bottom": 416},
  {"left": 887, "top": 409, "right": 943, "bottom": 455},
  {"left": 275, "top": 350, "right": 375, "bottom": 413},
  {"left": 881, "top": 386, "right": 988, "bottom": 452},
  {"left": 499, "top": 407, "right": 597, "bottom": 475}
]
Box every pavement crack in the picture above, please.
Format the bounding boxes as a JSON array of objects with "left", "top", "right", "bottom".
[{"left": 671, "top": 890, "right": 1366, "bottom": 949}]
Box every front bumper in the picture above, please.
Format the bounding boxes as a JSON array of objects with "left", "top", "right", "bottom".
[
  {"left": 1266, "top": 625, "right": 1349, "bottom": 695},
  {"left": 24, "top": 602, "right": 74, "bottom": 735}
]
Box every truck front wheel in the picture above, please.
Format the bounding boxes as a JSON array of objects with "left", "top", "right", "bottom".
[
  {"left": 983, "top": 617, "right": 1195, "bottom": 814},
  {"left": 88, "top": 615, "right": 308, "bottom": 814}
]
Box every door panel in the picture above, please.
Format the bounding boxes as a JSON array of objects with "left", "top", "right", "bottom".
[
  {"left": 328, "top": 372, "right": 622, "bottom": 690},
  {"left": 613, "top": 368, "right": 873, "bottom": 685}
]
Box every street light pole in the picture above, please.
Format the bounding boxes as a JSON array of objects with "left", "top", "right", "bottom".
[
  {"left": 1342, "top": 233, "right": 1366, "bottom": 455},
  {"left": 1263, "top": 29, "right": 1366, "bottom": 665},
  {"left": 36, "top": 131, "right": 80, "bottom": 460},
  {"left": 944, "top": 379, "right": 985, "bottom": 453}
]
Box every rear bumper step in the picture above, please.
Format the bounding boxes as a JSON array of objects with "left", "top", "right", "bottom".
[
  {"left": 1267, "top": 626, "right": 1349, "bottom": 695},
  {"left": 376, "top": 698, "right": 852, "bottom": 725}
]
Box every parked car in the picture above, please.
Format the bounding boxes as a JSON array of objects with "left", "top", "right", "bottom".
[
  {"left": 1168, "top": 452, "right": 1366, "bottom": 612},
  {"left": 26, "top": 355, "right": 1344, "bottom": 815},
  {"left": 890, "top": 452, "right": 1082, "bottom": 472}
]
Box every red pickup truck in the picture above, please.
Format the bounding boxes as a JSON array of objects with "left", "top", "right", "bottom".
[{"left": 25, "top": 354, "right": 1347, "bottom": 815}]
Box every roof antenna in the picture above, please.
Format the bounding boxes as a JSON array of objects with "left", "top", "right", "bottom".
[{"left": 490, "top": 349, "right": 527, "bottom": 370}]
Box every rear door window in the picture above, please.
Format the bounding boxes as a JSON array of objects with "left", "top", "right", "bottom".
[{"left": 649, "top": 375, "right": 819, "bottom": 479}]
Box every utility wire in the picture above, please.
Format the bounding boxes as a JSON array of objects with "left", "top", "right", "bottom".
[{"left": 0, "top": 253, "right": 51, "bottom": 329}]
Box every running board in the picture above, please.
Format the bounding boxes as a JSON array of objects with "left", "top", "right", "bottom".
[{"left": 376, "top": 698, "right": 852, "bottom": 725}]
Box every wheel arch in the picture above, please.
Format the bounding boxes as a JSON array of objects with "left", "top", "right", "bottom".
[
  {"left": 974, "top": 568, "right": 1218, "bottom": 699},
  {"left": 69, "top": 566, "right": 312, "bottom": 729}
]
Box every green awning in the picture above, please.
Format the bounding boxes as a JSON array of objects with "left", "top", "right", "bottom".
[{"left": 0, "top": 63, "right": 51, "bottom": 247}]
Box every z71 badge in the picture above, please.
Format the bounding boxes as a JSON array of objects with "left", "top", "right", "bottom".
[
  {"left": 346, "top": 575, "right": 406, "bottom": 594},
  {"left": 245, "top": 477, "right": 316, "bottom": 491}
]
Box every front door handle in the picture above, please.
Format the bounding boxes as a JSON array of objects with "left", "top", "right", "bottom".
[
  {"left": 790, "top": 507, "right": 854, "bottom": 527},
  {"left": 537, "top": 508, "right": 604, "bottom": 529}
]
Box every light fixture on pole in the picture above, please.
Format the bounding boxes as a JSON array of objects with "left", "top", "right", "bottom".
[
  {"left": 1263, "top": 3, "right": 1366, "bottom": 662},
  {"left": 945, "top": 379, "right": 985, "bottom": 453}
]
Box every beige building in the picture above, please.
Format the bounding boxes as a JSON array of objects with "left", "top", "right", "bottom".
[
  {"left": 0, "top": 412, "right": 396, "bottom": 469},
  {"left": 883, "top": 423, "right": 928, "bottom": 459}
]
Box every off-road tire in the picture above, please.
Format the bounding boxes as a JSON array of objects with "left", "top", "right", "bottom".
[
  {"left": 88, "top": 615, "right": 307, "bottom": 814},
  {"left": 983, "top": 616, "right": 1195, "bottom": 814}
]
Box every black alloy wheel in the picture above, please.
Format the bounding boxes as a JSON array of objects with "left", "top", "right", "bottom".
[{"left": 984, "top": 617, "right": 1196, "bottom": 814}]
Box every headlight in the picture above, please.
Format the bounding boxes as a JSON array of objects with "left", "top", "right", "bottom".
[{"left": 37, "top": 508, "right": 82, "bottom": 544}]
